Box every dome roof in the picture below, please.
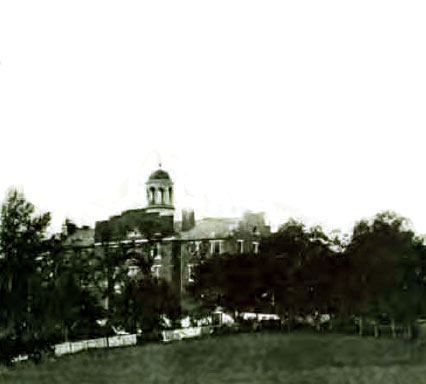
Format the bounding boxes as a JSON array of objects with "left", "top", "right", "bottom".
[{"left": 148, "top": 169, "right": 171, "bottom": 181}]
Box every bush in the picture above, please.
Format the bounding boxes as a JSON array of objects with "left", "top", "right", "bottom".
[
  {"left": 260, "top": 319, "right": 282, "bottom": 331},
  {"left": 70, "top": 321, "right": 115, "bottom": 341},
  {"left": 138, "top": 331, "right": 162, "bottom": 344},
  {"left": 212, "top": 325, "right": 238, "bottom": 337},
  {"left": 332, "top": 316, "right": 357, "bottom": 334},
  {"left": 0, "top": 336, "right": 18, "bottom": 366},
  {"left": 0, "top": 332, "right": 55, "bottom": 366}
]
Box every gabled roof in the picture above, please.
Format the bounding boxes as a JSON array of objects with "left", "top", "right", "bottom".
[
  {"left": 179, "top": 217, "right": 240, "bottom": 240},
  {"left": 179, "top": 212, "right": 271, "bottom": 240}
]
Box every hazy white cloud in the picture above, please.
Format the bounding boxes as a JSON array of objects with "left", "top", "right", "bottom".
[{"left": 0, "top": 0, "right": 425, "bottom": 235}]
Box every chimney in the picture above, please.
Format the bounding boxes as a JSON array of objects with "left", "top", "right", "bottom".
[{"left": 181, "top": 209, "right": 195, "bottom": 231}]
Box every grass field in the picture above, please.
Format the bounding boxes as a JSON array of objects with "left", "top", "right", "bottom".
[{"left": 2, "top": 331, "right": 426, "bottom": 384}]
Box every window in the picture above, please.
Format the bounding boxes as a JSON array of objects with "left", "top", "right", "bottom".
[
  {"left": 187, "top": 241, "right": 197, "bottom": 255},
  {"left": 114, "top": 282, "right": 122, "bottom": 294},
  {"left": 187, "top": 264, "right": 195, "bottom": 283},
  {"left": 128, "top": 265, "right": 139, "bottom": 277},
  {"left": 151, "top": 243, "right": 161, "bottom": 259},
  {"left": 154, "top": 243, "right": 162, "bottom": 261},
  {"left": 151, "top": 265, "right": 161, "bottom": 279},
  {"left": 210, "top": 240, "right": 222, "bottom": 254},
  {"left": 237, "top": 240, "right": 244, "bottom": 254},
  {"left": 128, "top": 230, "right": 139, "bottom": 239},
  {"left": 253, "top": 241, "right": 259, "bottom": 254}
]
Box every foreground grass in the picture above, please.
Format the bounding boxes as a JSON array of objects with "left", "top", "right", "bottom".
[{"left": 2, "top": 331, "right": 426, "bottom": 384}]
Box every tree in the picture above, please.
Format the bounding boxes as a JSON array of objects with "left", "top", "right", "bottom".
[
  {"left": 191, "top": 252, "right": 261, "bottom": 318},
  {"left": 260, "top": 220, "right": 339, "bottom": 329},
  {"left": 43, "top": 247, "right": 105, "bottom": 342},
  {"left": 113, "top": 273, "right": 181, "bottom": 333},
  {"left": 0, "top": 188, "right": 51, "bottom": 363},
  {"left": 344, "top": 211, "right": 426, "bottom": 337},
  {"left": 106, "top": 239, "right": 182, "bottom": 333}
]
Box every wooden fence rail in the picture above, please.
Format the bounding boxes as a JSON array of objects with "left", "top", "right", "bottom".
[
  {"left": 54, "top": 334, "right": 137, "bottom": 357},
  {"left": 12, "top": 326, "right": 213, "bottom": 363}
]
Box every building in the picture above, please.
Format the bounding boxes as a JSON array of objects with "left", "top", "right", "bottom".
[{"left": 62, "top": 166, "right": 271, "bottom": 307}]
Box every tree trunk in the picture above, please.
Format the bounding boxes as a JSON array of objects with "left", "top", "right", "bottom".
[
  {"left": 315, "top": 316, "right": 320, "bottom": 332},
  {"left": 286, "top": 313, "right": 291, "bottom": 332},
  {"left": 358, "top": 316, "right": 363, "bottom": 336},
  {"left": 391, "top": 318, "right": 396, "bottom": 339},
  {"left": 64, "top": 324, "right": 69, "bottom": 342},
  {"left": 374, "top": 322, "right": 379, "bottom": 338},
  {"left": 271, "top": 292, "right": 275, "bottom": 313},
  {"left": 407, "top": 324, "right": 412, "bottom": 340}
]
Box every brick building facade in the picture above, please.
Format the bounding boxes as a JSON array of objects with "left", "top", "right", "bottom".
[{"left": 61, "top": 167, "right": 271, "bottom": 306}]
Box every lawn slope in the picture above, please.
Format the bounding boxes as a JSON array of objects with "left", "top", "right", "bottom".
[{"left": 1, "top": 332, "right": 426, "bottom": 384}]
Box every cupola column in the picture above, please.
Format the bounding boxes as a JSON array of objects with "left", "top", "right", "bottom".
[
  {"left": 164, "top": 188, "right": 169, "bottom": 205},
  {"left": 169, "top": 187, "right": 173, "bottom": 205}
]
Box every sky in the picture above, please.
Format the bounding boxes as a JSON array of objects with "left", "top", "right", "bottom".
[{"left": 0, "top": 1, "right": 425, "bottom": 236}]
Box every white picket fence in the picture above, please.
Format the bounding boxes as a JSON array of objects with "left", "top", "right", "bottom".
[
  {"left": 11, "top": 326, "right": 213, "bottom": 363},
  {"left": 54, "top": 334, "right": 137, "bottom": 356},
  {"left": 161, "top": 326, "right": 213, "bottom": 342}
]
